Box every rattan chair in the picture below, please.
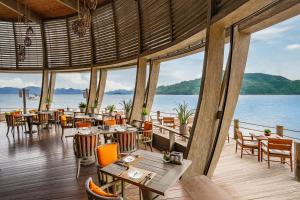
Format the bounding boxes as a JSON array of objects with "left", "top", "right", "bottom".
[
  {"left": 33, "top": 113, "right": 49, "bottom": 133},
  {"left": 85, "top": 177, "right": 123, "bottom": 200},
  {"left": 74, "top": 133, "right": 98, "bottom": 179},
  {"left": 138, "top": 121, "right": 153, "bottom": 151},
  {"left": 60, "top": 115, "right": 74, "bottom": 139},
  {"left": 116, "top": 131, "right": 137, "bottom": 154}
]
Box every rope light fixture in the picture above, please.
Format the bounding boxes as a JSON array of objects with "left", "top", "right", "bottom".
[{"left": 72, "top": 0, "right": 97, "bottom": 38}]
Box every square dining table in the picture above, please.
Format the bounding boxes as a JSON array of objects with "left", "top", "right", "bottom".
[
  {"left": 100, "top": 150, "right": 192, "bottom": 200},
  {"left": 249, "top": 133, "right": 282, "bottom": 161}
]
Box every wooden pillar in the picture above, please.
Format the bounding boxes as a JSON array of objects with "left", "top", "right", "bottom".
[
  {"left": 234, "top": 119, "right": 240, "bottom": 139},
  {"left": 144, "top": 60, "right": 160, "bottom": 113},
  {"left": 86, "top": 67, "right": 98, "bottom": 114},
  {"left": 47, "top": 72, "right": 56, "bottom": 110},
  {"left": 39, "top": 70, "right": 49, "bottom": 111},
  {"left": 276, "top": 125, "right": 284, "bottom": 137},
  {"left": 295, "top": 142, "right": 300, "bottom": 182},
  {"left": 95, "top": 69, "right": 107, "bottom": 113},
  {"left": 130, "top": 57, "right": 147, "bottom": 123},
  {"left": 183, "top": 21, "right": 226, "bottom": 178},
  {"left": 207, "top": 27, "right": 250, "bottom": 177}
]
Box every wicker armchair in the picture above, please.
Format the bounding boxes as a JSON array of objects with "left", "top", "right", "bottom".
[{"left": 85, "top": 177, "right": 123, "bottom": 200}]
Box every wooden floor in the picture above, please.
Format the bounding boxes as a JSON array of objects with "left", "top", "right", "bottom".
[{"left": 0, "top": 122, "right": 299, "bottom": 200}]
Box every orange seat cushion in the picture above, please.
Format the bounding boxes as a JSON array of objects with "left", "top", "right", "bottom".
[
  {"left": 89, "top": 179, "right": 116, "bottom": 197},
  {"left": 104, "top": 119, "right": 116, "bottom": 126},
  {"left": 76, "top": 121, "right": 92, "bottom": 128},
  {"left": 97, "top": 144, "right": 118, "bottom": 167}
]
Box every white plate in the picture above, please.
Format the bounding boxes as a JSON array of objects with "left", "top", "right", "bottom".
[
  {"left": 128, "top": 169, "right": 143, "bottom": 179},
  {"left": 123, "top": 155, "right": 136, "bottom": 163}
]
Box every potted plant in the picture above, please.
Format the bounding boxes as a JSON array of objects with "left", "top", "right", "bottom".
[
  {"left": 120, "top": 100, "right": 132, "bottom": 119},
  {"left": 107, "top": 104, "right": 116, "bottom": 116},
  {"left": 79, "top": 102, "right": 87, "bottom": 113},
  {"left": 45, "top": 97, "right": 51, "bottom": 111},
  {"left": 141, "top": 107, "right": 149, "bottom": 122},
  {"left": 264, "top": 129, "right": 271, "bottom": 136},
  {"left": 174, "top": 102, "right": 194, "bottom": 138}
]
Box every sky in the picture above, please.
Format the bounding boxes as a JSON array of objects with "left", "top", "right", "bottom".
[{"left": 0, "top": 14, "right": 300, "bottom": 90}]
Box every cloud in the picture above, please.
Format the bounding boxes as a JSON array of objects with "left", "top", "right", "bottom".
[
  {"left": 252, "top": 26, "right": 292, "bottom": 41},
  {"left": 0, "top": 77, "right": 39, "bottom": 88},
  {"left": 286, "top": 44, "right": 300, "bottom": 50},
  {"left": 105, "top": 80, "right": 133, "bottom": 91}
]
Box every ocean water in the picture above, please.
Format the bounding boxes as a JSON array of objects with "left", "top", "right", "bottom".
[{"left": 1, "top": 94, "right": 300, "bottom": 138}]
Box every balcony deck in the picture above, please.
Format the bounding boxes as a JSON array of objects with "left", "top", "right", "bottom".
[{"left": 0, "top": 122, "right": 299, "bottom": 200}]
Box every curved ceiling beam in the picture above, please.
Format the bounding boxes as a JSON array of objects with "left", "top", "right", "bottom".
[
  {"left": 56, "top": 0, "right": 78, "bottom": 12},
  {"left": 0, "top": 0, "right": 41, "bottom": 24}
]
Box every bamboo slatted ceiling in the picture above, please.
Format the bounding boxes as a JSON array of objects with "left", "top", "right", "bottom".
[{"left": 0, "top": 0, "right": 297, "bottom": 71}]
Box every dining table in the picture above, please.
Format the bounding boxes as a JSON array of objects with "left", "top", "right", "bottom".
[
  {"left": 249, "top": 132, "right": 282, "bottom": 161},
  {"left": 22, "top": 113, "right": 37, "bottom": 134},
  {"left": 100, "top": 150, "right": 192, "bottom": 200}
]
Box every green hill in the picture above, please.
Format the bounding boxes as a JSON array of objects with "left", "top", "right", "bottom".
[{"left": 156, "top": 73, "right": 300, "bottom": 95}]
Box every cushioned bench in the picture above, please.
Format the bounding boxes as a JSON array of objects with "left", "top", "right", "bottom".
[{"left": 181, "top": 175, "right": 232, "bottom": 200}]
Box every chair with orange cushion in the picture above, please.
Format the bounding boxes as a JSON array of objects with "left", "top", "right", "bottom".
[
  {"left": 60, "top": 115, "right": 74, "bottom": 139},
  {"left": 75, "top": 121, "right": 92, "bottom": 128},
  {"left": 85, "top": 177, "right": 122, "bottom": 200},
  {"left": 103, "top": 119, "right": 116, "bottom": 126},
  {"left": 103, "top": 119, "right": 117, "bottom": 143},
  {"left": 138, "top": 121, "right": 153, "bottom": 151},
  {"left": 95, "top": 143, "right": 120, "bottom": 185}
]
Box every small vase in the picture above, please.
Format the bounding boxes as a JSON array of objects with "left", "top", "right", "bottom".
[
  {"left": 179, "top": 124, "right": 189, "bottom": 141},
  {"left": 142, "top": 115, "right": 148, "bottom": 122}
]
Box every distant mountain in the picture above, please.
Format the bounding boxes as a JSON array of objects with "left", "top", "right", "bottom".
[
  {"left": 156, "top": 73, "right": 300, "bottom": 95},
  {"left": 0, "top": 87, "right": 82, "bottom": 94},
  {"left": 55, "top": 88, "right": 82, "bottom": 94},
  {"left": 105, "top": 89, "right": 133, "bottom": 95}
]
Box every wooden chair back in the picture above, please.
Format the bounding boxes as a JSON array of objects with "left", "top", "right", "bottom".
[
  {"left": 52, "top": 111, "right": 60, "bottom": 122},
  {"left": 162, "top": 117, "right": 175, "bottom": 128},
  {"left": 268, "top": 138, "right": 293, "bottom": 152},
  {"left": 74, "top": 134, "right": 98, "bottom": 159},
  {"left": 76, "top": 121, "right": 92, "bottom": 128},
  {"left": 236, "top": 130, "right": 243, "bottom": 141},
  {"left": 143, "top": 121, "right": 153, "bottom": 139},
  {"left": 38, "top": 113, "right": 49, "bottom": 124},
  {"left": 5, "top": 114, "right": 15, "bottom": 127},
  {"left": 116, "top": 131, "right": 137, "bottom": 154},
  {"left": 57, "top": 109, "right": 64, "bottom": 115}
]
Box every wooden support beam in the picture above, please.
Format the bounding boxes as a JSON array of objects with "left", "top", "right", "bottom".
[
  {"left": 183, "top": 8, "right": 226, "bottom": 177},
  {"left": 144, "top": 60, "right": 160, "bottom": 113},
  {"left": 206, "top": 27, "right": 251, "bottom": 177},
  {"left": 86, "top": 67, "right": 98, "bottom": 114},
  {"left": 39, "top": 70, "right": 50, "bottom": 111},
  {"left": 95, "top": 69, "right": 107, "bottom": 113},
  {"left": 56, "top": 0, "right": 78, "bottom": 12},
  {"left": 47, "top": 72, "right": 56, "bottom": 110},
  {"left": 0, "top": 0, "right": 41, "bottom": 24},
  {"left": 130, "top": 58, "right": 147, "bottom": 123}
]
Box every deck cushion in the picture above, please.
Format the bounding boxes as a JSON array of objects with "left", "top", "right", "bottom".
[{"left": 89, "top": 179, "right": 116, "bottom": 197}]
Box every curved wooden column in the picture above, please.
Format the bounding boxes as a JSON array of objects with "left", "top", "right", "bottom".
[
  {"left": 129, "top": 57, "right": 147, "bottom": 123},
  {"left": 38, "top": 70, "right": 49, "bottom": 111},
  {"left": 207, "top": 27, "right": 250, "bottom": 177},
  {"left": 95, "top": 69, "right": 107, "bottom": 113},
  {"left": 86, "top": 67, "right": 98, "bottom": 114},
  {"left": 183, "top": 22, "right": 226, "bottom": 178},
  {"left": 48, "top": 72, "right": 56, "bottom": 110},
  {"left": 144, "top": 60, "right": 160, "bottom": 113}
]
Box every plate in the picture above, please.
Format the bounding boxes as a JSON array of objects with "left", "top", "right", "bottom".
[
  {"left": 128, "top": 169, "right": 143, "bottom": 179},
  {"left": 123, "top": 155, "right": 136, "bottom": 163}
]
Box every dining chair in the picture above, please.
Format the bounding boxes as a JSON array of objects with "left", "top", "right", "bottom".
[
  {"left": 115, "top": 114, "right": 123, "bottom": 125},
  {"left": 12, "top": 111, "right": 26, "bottom": 132},
  {"left": 49, "top": 111, "right": 60, "bottom": 125},
  {"left": 261, "top": 138, "right": 293, "bottom": 171},
  {"left": 103, "top": 119, "right": 117, "bottom": 143},
  {"left": 235, "top": 130, "right": 258, "bottom": 158},
  {"left": 75, "top": 121, "right": 92, "bottom": 128},
  {"left": 33, "top": 113, "right": 49, "bottom": 133},
  {"left": 162, "top": 117, "right": 176, "bottom": 129},
  {"left": 60, "top": 115, "right": 74, "bottom": 139},
  {"left": 95, "top": 143, "right": 120, "bottom": 185},
  {"left": 74, "top": 133, "right": 98, "bottom": 179},
  {"left": 85, "top": 177, "right": 122, "bottom": 200},
  {"left": 5, "top": 114, "right": 18, "bottom": 136},
  {"left": 116, "top": 131, "right": 138, "bottom": 155},
  {"left": 138, "top": 121, "right": 153, "bottom": 151}
]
